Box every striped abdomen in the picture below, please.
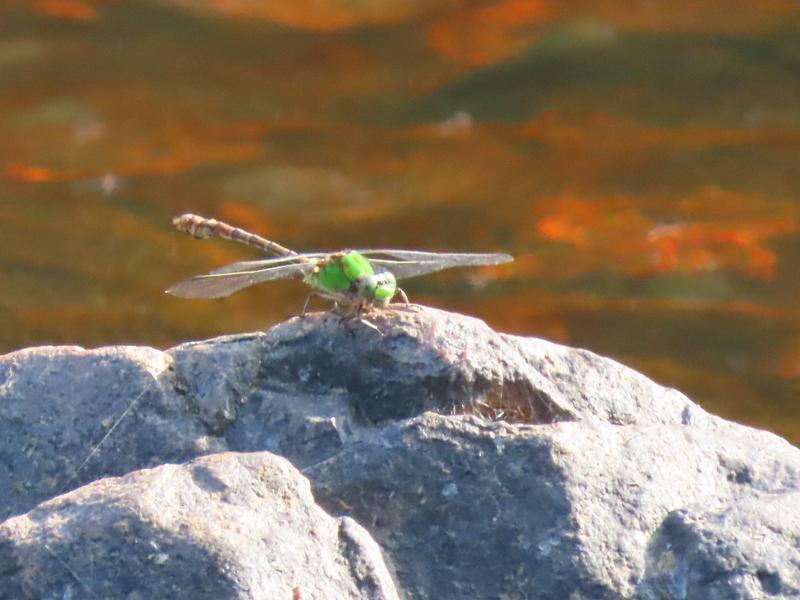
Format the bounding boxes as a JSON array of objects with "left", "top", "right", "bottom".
[{"left": 172, "top": 213, "right": 296, "bottom": 258}]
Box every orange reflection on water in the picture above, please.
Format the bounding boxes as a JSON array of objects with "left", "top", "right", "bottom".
[
  {"left": 5, "top": 163, "right": 67, "bottom": 183},
  {"left": 36, "top": 0, "right": 97, "bottom": 21},
  {"left": 427, "top": 0, "right": 551, "bottom": 66},
  {"left": 532, "top": 193, "right": 797, "bottom": 280},
  {"left": 170, "top": 0, "right": 441, "bottom": 31},
  {"left": 646, "top": 220, "right": 794, "bottom": 280},
  {"left": 155, "top": 0, "right": 800, "bottom": 36}
]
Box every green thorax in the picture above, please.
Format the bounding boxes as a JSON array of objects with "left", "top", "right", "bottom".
[{"left": 307, "top": 251, "right": 374, "bottom": 295}]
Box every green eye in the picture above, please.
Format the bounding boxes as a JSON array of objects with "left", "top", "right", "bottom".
[
  {"left": 359, "top": 272, "right": 396, "bottom": 305},
  {"left": 373, "top": 280, "right": 396, "bottom": 302}
]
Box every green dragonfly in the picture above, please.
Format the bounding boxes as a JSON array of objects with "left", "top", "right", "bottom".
[{"left": 166, "top": 213, "right": 513, "bottom": 314}]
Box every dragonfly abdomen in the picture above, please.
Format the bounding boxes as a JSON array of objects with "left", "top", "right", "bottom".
[{"left": 172, "top": 214, "right": 296, "bottom": 258}]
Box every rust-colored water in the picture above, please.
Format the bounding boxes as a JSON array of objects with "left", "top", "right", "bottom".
[{"left": 2, "top": 1, "right": 800, "bottom": 443}]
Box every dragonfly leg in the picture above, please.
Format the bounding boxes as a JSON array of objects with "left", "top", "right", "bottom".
[
  {"left": 396, "top": 287, "right": 410, "bottom": 306},
  {"left": 300, "top": 292, "right": 320, "bottom": 317},
  {"left": 357, "top": 318, "right": 383, "bottom": 335},
  {"left": 346, "top": 311, "right": 383, "bottom": 335},
  {"left": 391, "top": 287, "right": 417, "bottom": 311}
]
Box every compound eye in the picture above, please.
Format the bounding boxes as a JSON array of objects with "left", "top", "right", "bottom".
[
  {"left": 359, "top": 274, "right": 379, "bottom": 299},
  {"left": 372, "top": 272, "right": 397, "bottom": 305},
  {"left": 359, "top": 272, "right": 397, "bottom": 305}
]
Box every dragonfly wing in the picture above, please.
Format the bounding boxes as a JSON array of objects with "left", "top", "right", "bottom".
[
  {"left": 166, "top": 262, "right": 313, "bottom": 299},
  {"left": 205, "top": 253, "right": 327, "bottom": 275},
  {"left": 358, "top": 249, "right": 512, "bottom": 261},
  {"left": 364, "top": 250, "right": 513, "bottom": 280}
]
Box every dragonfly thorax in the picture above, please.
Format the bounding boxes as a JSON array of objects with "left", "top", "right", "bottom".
[{"left": 305, "top": 251, "right": 395, "bottom": 305}]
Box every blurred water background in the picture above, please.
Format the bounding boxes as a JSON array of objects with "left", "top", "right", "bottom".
[{"left": 2, "top": 0, "right": 800, "bottom": 443}]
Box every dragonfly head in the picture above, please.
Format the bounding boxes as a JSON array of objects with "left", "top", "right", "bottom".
[{"left": 358, "top": 271, "right": 397, "bottom": 306}]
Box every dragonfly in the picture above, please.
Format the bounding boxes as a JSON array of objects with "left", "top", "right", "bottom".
[
  {"left": 166, "top": 213, "right": 513, "bottom": 314},
  {"left": 64, "top": 216, "right": 511, "bottom": 532}
]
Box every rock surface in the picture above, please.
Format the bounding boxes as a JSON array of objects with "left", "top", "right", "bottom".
[
  {"left": 309, "top": 413, "right": 800, "bottom": 599},
  {"left": 0, "top": 451, "right": 398, "bottom": 599},
  {"left": 0, "top": 344, "right": 219, "bottom": 521},
  {"left": 1, "top": 306, "right": 798, "bottom": 599}
]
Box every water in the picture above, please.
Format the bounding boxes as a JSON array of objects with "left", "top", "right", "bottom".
[{"left": 2, "top": 1, "right": 800, "bottom": 443}]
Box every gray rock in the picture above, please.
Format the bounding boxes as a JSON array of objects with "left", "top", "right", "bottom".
[
  {"left": 641, "top": 493, "right": 800, "bottom": 599},
  {"left": 306, "top": 412, "right": 800, "bottom": 598},
  {"left": 1, "top": 305, "right": 798, "bottom": 599},
  {"left": 0, "top": 451, "right": 398, "bottom": 599},
  {"left": 169, "top": 334, "right": 265, "bottom": 434},
  {"left": 0, "top": 345, "right": 222, "bottom": 521}
]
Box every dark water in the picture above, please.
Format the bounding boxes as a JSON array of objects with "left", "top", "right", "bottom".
[{"left": 2, "top": 1, "right": 800, "bottom": 443}]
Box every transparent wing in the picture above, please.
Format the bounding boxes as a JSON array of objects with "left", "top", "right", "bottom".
[
  {"left": 203, "top": 252, "right": 328, "bottom": 276},
  {"left": 166, "top": 262, "right": 315, "bottom": 299},
  {"left": 358, "top": 249, "right": 513, "bottom": 280}
]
